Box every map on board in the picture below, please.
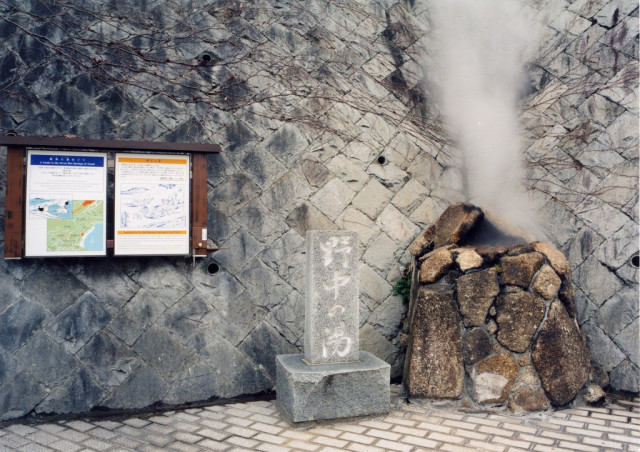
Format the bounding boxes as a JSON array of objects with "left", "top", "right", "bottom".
[
  {"left": 118, "top": 183, "right": 186, "bottom": 229},
  {"left": 45, "top": 200, "right": 105, "bottom": 252},
  {"left": 25, "top": 150, "right": 107, "bottom": 257},
  {"left": 29, "top": 198, "right": 73, "bottom": 219}
]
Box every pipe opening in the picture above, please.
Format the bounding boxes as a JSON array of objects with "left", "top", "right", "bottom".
[
  {"left": 631, "top": 253, "right": 639, "bottom": 268},
  {"left": 207, "top": 262, "right": 220, "bottom": 275},
  {"left": 377, "top": 155, "right": 387, "bottom": 165}
]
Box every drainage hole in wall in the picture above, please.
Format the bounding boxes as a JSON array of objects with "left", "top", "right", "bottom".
[
  {"left": 631, "top": 253, "right": 639, "bottom": 268},
  {"left": 377, "top": 155, "right": 387, "bottom": 165},
  {"left": 201, "top": 54, "right": 212, "bottom": 63},
  {"left": 207, "top": 262, "right": 220, "bottom": 275}
]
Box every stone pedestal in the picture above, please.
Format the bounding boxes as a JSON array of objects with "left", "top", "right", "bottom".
[{"left": 276, "top": 351, "right": 390, "bottom": 423}]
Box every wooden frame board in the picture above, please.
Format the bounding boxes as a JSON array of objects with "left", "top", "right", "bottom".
[{"left": 1, "top": 137, "right": 220, "bottom": 259}]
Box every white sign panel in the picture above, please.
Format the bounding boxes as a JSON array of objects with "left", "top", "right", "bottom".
[
  {"left": 25, "top": 150, "right": 107, "bottom": 257},
  {"left": 114, "top": 153, "right": 190, "bottom": 255}
]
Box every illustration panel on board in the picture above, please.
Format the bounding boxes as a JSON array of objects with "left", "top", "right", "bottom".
[{"left": 114, "top": 153, "right": 190, "bottom": 256}]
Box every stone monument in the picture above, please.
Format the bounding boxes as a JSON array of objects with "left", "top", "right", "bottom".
[{"left": 276, "top": 230, "right": 390, "bottom": 422}]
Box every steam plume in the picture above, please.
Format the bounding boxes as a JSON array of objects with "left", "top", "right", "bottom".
[{"left": 425, "top": 0, "right": 546, "bottom": 239}]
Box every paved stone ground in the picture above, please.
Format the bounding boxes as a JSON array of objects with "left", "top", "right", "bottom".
[{"left": 1, "top": 386, "right": 638, "bottom": 452}]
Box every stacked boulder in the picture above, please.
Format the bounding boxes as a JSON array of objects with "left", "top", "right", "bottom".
[{"left": 403, "top": 203, "right": 600, "bottom": 411}]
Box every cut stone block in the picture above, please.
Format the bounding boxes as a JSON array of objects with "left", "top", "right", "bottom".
[
  {"left": 496, "top": 292, "right": 546, "bottom": 353},
  {"left": 418, "top": 247, "right": 454, "bottom": 284},
  {"left": 471, "top": 352, "right": 519, "bottom": 404},
  {"left": 404, "top": 286, "right": 464, "bottom": 398},
  {"left": 531, "top": 241, "right": 571, "bottom": 276},
  {"left": 500, "top": 252, "right": 544, "bottom": 288},
  {"left": 531, "top": 265, "right": 562, "bottom": 300},
  {"left": 432, "top": 202, "right": 483, "bottom": 248},
  {"left": 455, "top": 248, "right": 484, "bottom": 271},
  {"left": 304, "top": 230, "right": 360, "bottom": 364},
  {"left": 456, "top": 267, "right": 499, "bottom": 327},
  {"left": 532, "top": 300, "right": 591, "bottom": 406},
  {"left": 276, "top": 352, "right": 390, "bottom": 423}
]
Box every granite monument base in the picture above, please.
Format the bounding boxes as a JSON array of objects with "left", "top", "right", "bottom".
[{"left": 276, "top": 351, "right": 391, "bottom": 423}]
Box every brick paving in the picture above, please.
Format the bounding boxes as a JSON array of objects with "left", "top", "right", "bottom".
[{"left": 1, "top": 387, "right": 638, "bottom": 451}]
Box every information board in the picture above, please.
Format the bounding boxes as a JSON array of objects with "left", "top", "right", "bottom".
[
  {"left": 25, "top": 150, "right": 108, "bottom": 257},
  {"left": 114, "top": 153, "right": 190, "bottom": 256}
]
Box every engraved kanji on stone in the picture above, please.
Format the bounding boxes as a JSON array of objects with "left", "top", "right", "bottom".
[
  {"left": 320, "top": 236, "right": 353, "bottom": 268},
  {"left": 322, "top": 322, "right": 353, "bottom": 358},
  {"left": 305, "top": 230, "right": 360, "bottom": 364},
  {"left": 323, "top": 270, "right": 352, "bottom": 300},
  {"left": 322, "top": 304, "right": 352, "bottom": 358}
]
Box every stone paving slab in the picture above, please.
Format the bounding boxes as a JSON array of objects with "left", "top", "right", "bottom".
[{"left": 1, "top": 386, "right": 638, "bottom": 451}]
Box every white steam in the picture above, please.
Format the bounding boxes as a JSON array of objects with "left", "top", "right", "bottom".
[{"left": 425, "top": 0, "right": 546, "bottom": 239}]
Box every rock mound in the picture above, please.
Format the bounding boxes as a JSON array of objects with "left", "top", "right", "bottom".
[{"left": 403, "top": 203, "right": 595, "bottom": 411}]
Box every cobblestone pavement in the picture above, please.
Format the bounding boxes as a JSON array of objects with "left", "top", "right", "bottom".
[{"left": 1, "top": 387, "right": 638, "bottom": 452}]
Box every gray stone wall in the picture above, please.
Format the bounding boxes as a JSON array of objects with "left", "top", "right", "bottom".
[
  {"left": 0, "top": 0, "right": 637, "bottom": 420},
  {"left": 521, "top": 0, "right": 639, "bottom": 393}
]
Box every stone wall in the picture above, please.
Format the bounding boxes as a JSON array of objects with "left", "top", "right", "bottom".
[
  {"left": 0, "top": 0, "right": 637, "bottom": 421},
  {"left": 521, "top": 0, "right": 639, "bottom": 393}
]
